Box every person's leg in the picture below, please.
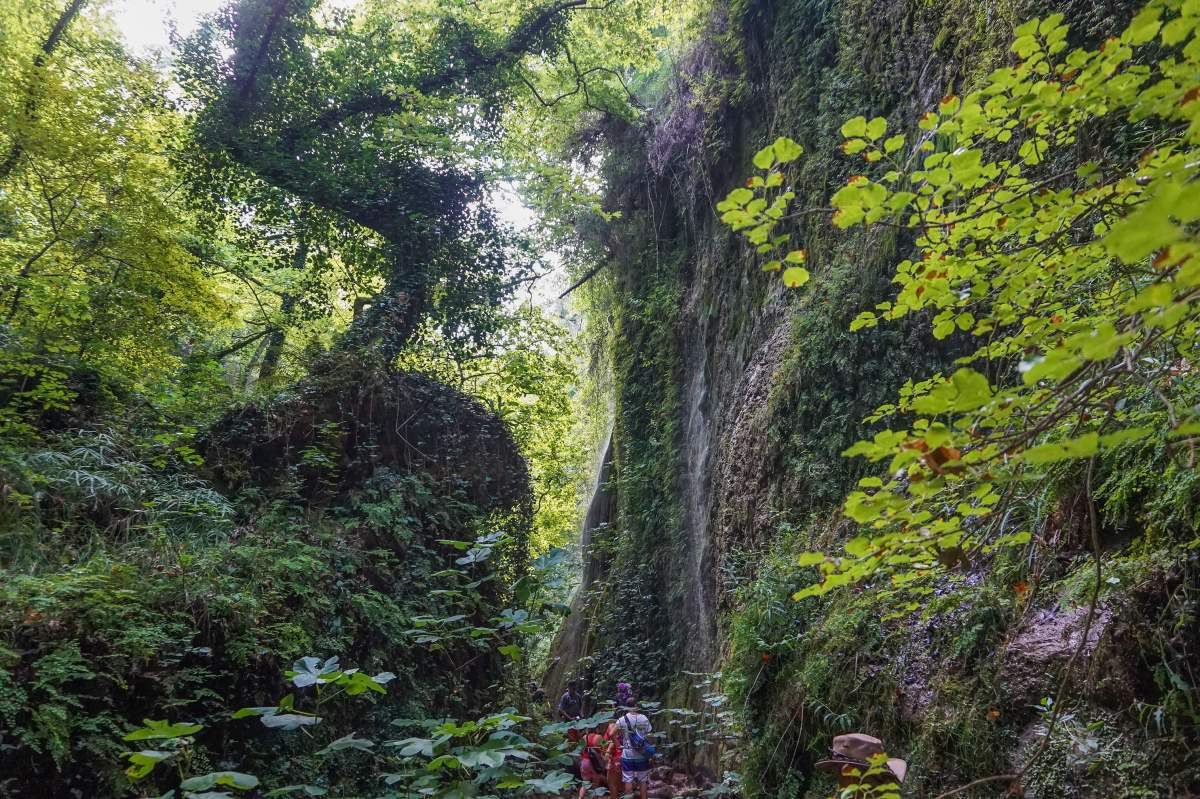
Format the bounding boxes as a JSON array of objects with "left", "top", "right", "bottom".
[{"left": 637, "top": 772, "right": 648, "bottom": 799}]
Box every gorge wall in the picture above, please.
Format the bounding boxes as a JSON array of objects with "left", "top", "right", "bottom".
[{"left": 548, "top": 0, "right": 1200, "bottom": 797}]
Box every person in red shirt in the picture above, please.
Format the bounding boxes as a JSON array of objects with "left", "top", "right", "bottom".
[
  {"left": 578, "top": 722, "right": 609, "bottom": 799},
  {"left": 605, "top": 712, "right": 624, "bottom": 798}
]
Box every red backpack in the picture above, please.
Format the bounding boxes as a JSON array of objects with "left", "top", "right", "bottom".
[{"left": 584, "top": 733, "right": 607, "bottom": 773}]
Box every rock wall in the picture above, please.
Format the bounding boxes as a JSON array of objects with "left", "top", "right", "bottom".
[
  {"left": 549, "top": 1, "right": 1199, "bottom": 796},
  {"left": 553, "top": 0, "right": 998, "bottom": 696}
]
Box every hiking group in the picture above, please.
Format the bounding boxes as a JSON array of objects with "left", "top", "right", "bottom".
[
  {"left": 556, "top": 680, "right": 654, "bottom": 799},
  {"left": 550, "top": 681, "right": 909, "bottom": 799}
]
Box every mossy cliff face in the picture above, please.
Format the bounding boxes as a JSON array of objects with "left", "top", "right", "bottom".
[{"left": 551, "top": 0, "right": 1199, "bottom": 796}]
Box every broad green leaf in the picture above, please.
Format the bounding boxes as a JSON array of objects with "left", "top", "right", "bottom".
[
  {"left": 392, "top": 736, "right": 437, "bottom": 758},
  {"left": 843, "top": 138, "right": 868, "bottom": 155},
  {"left": 781, "top": 267, "right": 810, "bottom": 288},
  {"left": 1021, "top": 433, "right": 1099, "bottom": 464},
  {"left": 844, "top": 536, "right": 872, "bottom": 557},
  {"left": 911, "top": 369, "right": 993, "bottom": 414},
  {"left": 317, "top": 732, "right": 375, "bottom": 756},
  {"left": 752, "top": 145, "right": 775, "bottom": 170},
  {"left": 525, "top": 771, "right": 574, "bottom": 793},
  {"left": 123, "top": 750, "right": 172, "bottom": 780},
  {"left": 1124, "top": 6, "right": 1161, "bottom": 44},
  {"left": 124, "top": 719, "right": 204, "bottom": 742},
  {"left": 840, "top": 116, "right": 868, "bottom": 138},
  {"left": 1106, "top": 199, "right": 1184, "bottom": 263},
  {"left": 772, "top": 137, "right": 803, "bottom": 162},
  {"left": 232, "top": 707, "right": 275, "bottom": 720},
  {"left": 261, "top": 713, "right": 322, "bottom": 730},
  {"left": 288, "top": 656, "right": 341, "bottom": 688},
  {"left": 725, "top": 188, "right": 753, "bottom": 206},
  {"left": 179, "top": 772, "right": 259, "bottom": 792}
]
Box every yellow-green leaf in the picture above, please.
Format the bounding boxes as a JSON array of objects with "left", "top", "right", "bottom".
[
  {"left": 840, "top": 116, "right": 868, "bottom": 138},
  {"left": 781, "top": 266, "right": 810, "bottom": 288}
]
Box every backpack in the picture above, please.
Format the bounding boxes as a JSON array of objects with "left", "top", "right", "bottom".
[
  {"left": 622, "top": 714, "right": 654, "bottom": 758},
  {"left": 585, "top": 733, "right": 607, "bottom": 773}
]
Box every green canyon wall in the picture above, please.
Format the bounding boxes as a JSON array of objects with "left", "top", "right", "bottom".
[{"left": 548, "top": 1, "right": 1200, "bottom": 796}]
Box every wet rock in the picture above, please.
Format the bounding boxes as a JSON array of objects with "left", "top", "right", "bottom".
[
  {"left": 1000, "top": 604, "right": 1114, "bottom": 706},
  {"left": 650, "top": 766, "right": 674, "bottom": 782}
]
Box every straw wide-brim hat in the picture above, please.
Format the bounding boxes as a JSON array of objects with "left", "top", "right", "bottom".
[{"left": 813, "top": 733, "right": 908, "bottom": 784}]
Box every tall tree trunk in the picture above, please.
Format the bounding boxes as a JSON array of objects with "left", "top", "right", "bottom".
[
  {"left": 0, "top": 0, "right": 90, "bottom": 182},
  {"left": 258, "top": 239, "right": 306, "bottom": 382}
]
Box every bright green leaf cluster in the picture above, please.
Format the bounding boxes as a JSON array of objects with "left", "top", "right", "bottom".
[
  {"left": 723, "top": 0, "right": 1200, "bottom": 599},
  {"left": 715, "top": 137, "right": 810, "bottom": 288}
]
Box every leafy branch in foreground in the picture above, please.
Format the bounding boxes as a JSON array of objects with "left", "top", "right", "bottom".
[
  {"left": 720, "top": 0, "right": 1200, "bottom": 599},
  {"left": 117, "top": 652, "right": 588, "bottom": 799},
  {"left": 119, "top": 655, "right": 393, "bottom": 797}
]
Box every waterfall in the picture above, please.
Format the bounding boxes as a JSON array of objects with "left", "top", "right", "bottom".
[
  {"left": 680, "top": 341, "right": 716, "bottom": 670},
  {"left": 542, "top": 428, "right": 616, "bottom": 697}
]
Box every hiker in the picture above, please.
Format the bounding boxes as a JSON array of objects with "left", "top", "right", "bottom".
[
  {"left": 578, "top": 721, "right": 609, "bottom": 799},
  {"left": 814, "top": 733, "right": 907, "bottom": 798},
  {"left": 559, "top": 680, "right": 584, "bottom": 742},
  {"left": 559, "top": 680, "right": 584, "bottom": 722},
  {"left": 615, "top": 681, "right": 632, "bottom": 708},
  {"left": 528, "top": 681, "right": 546, "bottom": 705},
  {"left": 616, "top": 697, "right": 654, "bottom": 799},
  {"left": 604, "top": 709, "right": 625, "bottom": 798}
]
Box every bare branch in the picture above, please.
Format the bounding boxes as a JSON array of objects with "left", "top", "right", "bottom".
[{"left": 558, "top": 261, "right": 607, "bottom": 298}]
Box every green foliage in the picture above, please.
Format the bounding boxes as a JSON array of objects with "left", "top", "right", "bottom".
[
  {"left": 715, "top": 136, "right": 809, "bottom": 287},
  {"left": 0, "top": 441, "right": 539, "bottom": 793},
  {"left": 588, "top": 260, "right": 687, "bottom": 694},
  {"left": 0, "top": 0, "right": 691, "bottom": 796},
  {"left": 386, "top": 710, "right": 547, "bottom": 796},
  {"left": 123, "top": 720, "right": 206, "bottom": 742},
  {"left": 721, "top": 0, "right": 1200, "bottom": 598},
  {"left": 397, "top": 306, "right": 587, "bottom": 553},
  {"left": 0, "top": 3, "right": 243, "bottom": 438},
  {"left": 109, "top": 659, "right": 653, "bottom": 799},
  {"left": 115, "top": 656, "right": 393, "bottom": 793}
]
